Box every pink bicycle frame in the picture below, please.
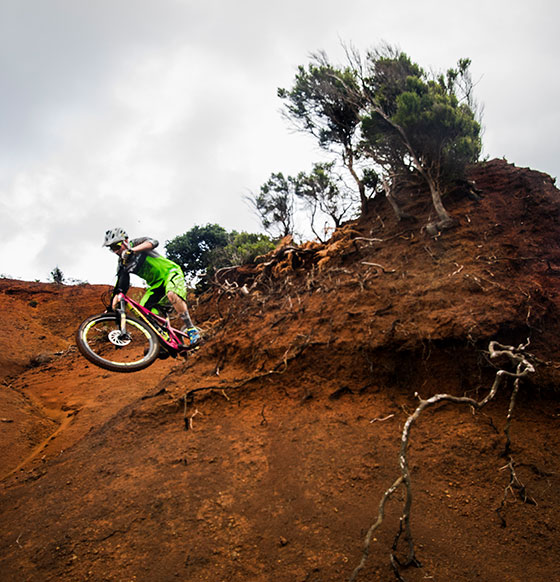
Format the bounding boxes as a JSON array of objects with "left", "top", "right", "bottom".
[{"left": 114, "top": 292, "right": 189, "bottom": 351}]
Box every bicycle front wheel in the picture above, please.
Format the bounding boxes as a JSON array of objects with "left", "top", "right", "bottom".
[{"left": 76, "top": 313, "right": 160, "bottom": 372}]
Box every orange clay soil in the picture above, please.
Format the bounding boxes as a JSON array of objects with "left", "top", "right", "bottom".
[{"left": 1, "top": 159, "right": 559, "bottom": 582}]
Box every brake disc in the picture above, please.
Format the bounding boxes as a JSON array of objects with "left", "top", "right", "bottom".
[{"left": 108, "top": 329, "right": 132, "bottom": 346}]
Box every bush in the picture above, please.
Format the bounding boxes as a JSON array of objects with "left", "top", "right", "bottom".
[
  {"left": 50, "top": 266, "right": 65, "bottom": 284},
  {"left": 166, "top": 225, "right": 276, "bottom": 291}
]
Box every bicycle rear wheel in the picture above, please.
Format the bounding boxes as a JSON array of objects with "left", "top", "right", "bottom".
[{"left": 76, "top": 313, "right": 160, "bottom": 372}]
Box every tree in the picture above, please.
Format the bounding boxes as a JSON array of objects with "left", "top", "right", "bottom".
[
  {"left": 166, "top": 225, "right": 275, "bottom": 290},
  {"left": 278, "top": 55, "right": 374, "bottom": 214},
  {"left": 293, "top": 162, "right": 357, "bottom": 240},
  {"left": 357, "top": 47, "right": 482, "bottom": 229},
  {"left": 250, "top": 172, "right": 295, "bottom": 238},
  {"left": 50, "top": 266, "right": 65, "bottom": 284},
  {"left": 353, "top": 47, "right": 425, "bottom": 219},
  {"left": 166, "top": 224, "right": 229, "bottom": 281},
  {"left": 281, "top": 45, "right": 482, "bottom": 231}
]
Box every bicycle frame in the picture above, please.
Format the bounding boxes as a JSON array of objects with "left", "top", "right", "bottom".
[{"left": 114, "top": 292, "right": 189, "bottom": 352}]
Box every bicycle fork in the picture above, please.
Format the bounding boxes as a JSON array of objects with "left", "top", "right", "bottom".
[{"left": 117, "top": 299, "right": 130, "bottom": 338}]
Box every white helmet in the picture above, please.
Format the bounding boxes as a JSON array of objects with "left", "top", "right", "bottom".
[{"left": 103, "top": 227, "right": 128, "bottom": 247}]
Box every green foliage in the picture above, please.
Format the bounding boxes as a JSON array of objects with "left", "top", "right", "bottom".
[
  {"left": 278, "top": 57, "right": 364, "bottom": 148},
  {"left": 363, "top": 48, "right": 425, "bottom": 116},
  {"left": 166, "top": 225, "right": 275, "bottom": 289},
  {"left": 211, "top": 232, "right": 276, "bottom": 268},
  {"left": 360, "top": 47, "right": 482, "bottom": 187},
  {"left": 294, "top": 162, "right": 356, "bottom": 235},
  {"left": 166, "top": 224, "right": 229, "bottom": 280},
  {"left": 390, "top": 80, "right": 481, "bottom": 169},
  {"left": 251, "top": 173, "right": 295, "bottom": 237},
  {"left": 361, "top": 167, "right": 380, "bottom": 190},
  {"left": 50, "top": 266, "right": 65, "bottom": 284}
]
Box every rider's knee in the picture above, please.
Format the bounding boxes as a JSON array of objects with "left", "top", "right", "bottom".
[{"left": 167, "top": 290, "right": 185, "bottom": 305}]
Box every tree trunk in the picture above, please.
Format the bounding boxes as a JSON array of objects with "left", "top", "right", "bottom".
[
  {"left": 425, "top": 174, "right": 454, "bottom": 227},
  {"left": 373, "top": 108, "right": 454, "bottom": 229},
  {"left": 344, "top": 145, "right": 369, "bottom": 215},
  {"left": 382, "top": 177, "right": 415, "bottom": 222}
]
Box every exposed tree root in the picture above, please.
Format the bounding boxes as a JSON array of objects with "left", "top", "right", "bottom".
[
  {"left": 349, "top": 340, "right": 536, "bottom": 582},
  {"left": 496, "top": 456, "right": 537, "bottom": 527},
  {"left": 349, "top": 476, "right": 403, "bottom": 582}
]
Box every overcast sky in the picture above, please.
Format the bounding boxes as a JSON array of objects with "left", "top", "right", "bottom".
[{"left": 1, "top": 0, "right": 558, "bottom": 285}]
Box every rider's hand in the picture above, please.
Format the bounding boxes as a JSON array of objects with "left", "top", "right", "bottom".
[{"left": 122, "top": 249, "right": 134, "bottom": 264}]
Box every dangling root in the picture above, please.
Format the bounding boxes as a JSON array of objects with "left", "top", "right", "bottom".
[{"left": 349, "top": 340, "right": 535, "bottom": 581}]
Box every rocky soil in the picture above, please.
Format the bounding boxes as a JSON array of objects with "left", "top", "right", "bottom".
[{"left": 1, "top": 159, "right": 559, "bottom": 581}]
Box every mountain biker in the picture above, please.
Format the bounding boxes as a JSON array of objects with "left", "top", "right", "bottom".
[{"left": 103, "top": 227, "right": 200, "bottom": 346}]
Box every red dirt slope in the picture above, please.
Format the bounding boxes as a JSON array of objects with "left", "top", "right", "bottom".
[{"left": 0, "top": 159, "right": 559, "bottom": 582}]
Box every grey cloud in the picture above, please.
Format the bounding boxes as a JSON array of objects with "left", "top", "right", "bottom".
[{"left": 0, "top": 0, "right": 194, "bottom": 158}]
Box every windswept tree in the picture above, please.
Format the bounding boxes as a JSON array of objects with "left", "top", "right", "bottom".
[
  {"left": 358, "top": 47, "right": 482, "bottom": 229},
  {"left": 250, "top": 172, "right": 295, "bottom": 238},
  {"left": 278, "top": 56, "right": 374, "bottom": 214},
  {"left": 294, "top": 162, "right": 357, "bottom": 240},
  {"left": 353, "top": 48, "right": 424, "bottom": 219},
  {"left": 280, "top": 45, "right": 482, "bottom": 231}
]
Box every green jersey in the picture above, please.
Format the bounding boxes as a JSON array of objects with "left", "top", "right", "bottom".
[{"left": 114, "top": 237, "right": 187, "bottom": 307}]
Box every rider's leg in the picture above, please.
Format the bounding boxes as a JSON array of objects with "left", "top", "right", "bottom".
[
  {"left": 166, "top": 291, "right": 194, "bottom": 327},
  {"left": 164, "top": 267, "right": 200, "bottom": 344},
  {"left": 140, "top": 284, "right": 165, "bottom": 314},
  {"left": 167, "top": 290, "right": 200, "bottom": 345},
  {"left": 164, "top": 268, "right": 194, "bottom": 326}
]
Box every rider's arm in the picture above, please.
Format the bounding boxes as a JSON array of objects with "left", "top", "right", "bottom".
[
  {"left": 110, "top": 266, "right": 131, "bottom": 309},
  {"left": 110, "top": 236, "right": 158, "bottom": 309},
  {"left": 129, "top": 238, "right": 158, "bottom": 253}
]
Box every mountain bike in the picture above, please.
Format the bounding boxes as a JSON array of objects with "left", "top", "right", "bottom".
[{"left": 76, "top": 292, "right": 198, "bottom": 373}]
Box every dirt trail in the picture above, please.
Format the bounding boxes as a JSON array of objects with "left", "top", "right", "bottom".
[
  {"left": 4, "top": 414, "right": 74, "bottom": 480},
  {"left": 1, "top": 159, "right": 560, "bottom": 582},
  {"left": 0, "top": 282, "right": 178, "bottom": 479}
]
